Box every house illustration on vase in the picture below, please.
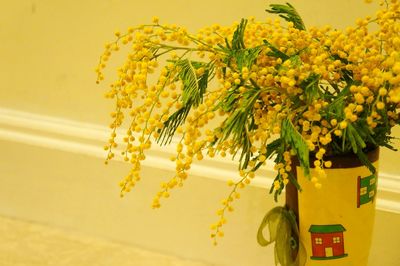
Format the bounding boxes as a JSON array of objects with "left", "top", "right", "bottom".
[
  {"left": 357, "top": 174, "right": 377, "bottom": 208},
  {"left": 309, "top": 224, "right": 348, "bottom": 260}
]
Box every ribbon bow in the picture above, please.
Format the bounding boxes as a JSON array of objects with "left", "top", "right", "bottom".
[{"left": 257, "top": 206, "right": 307, "bottom": 266}]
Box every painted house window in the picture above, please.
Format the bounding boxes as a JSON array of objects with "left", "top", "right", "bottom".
[
  {"left": 315, "top": 238, "right": 323, "bottom": 244},
  {"left": 360, "top": 187, "right": 367, "bottom": 195},
  {"left": 370, "top": 177, "right": 376, "bottom": 185},
  {"left": 332, "top": 237, "right": 341, "bottom": 244}
]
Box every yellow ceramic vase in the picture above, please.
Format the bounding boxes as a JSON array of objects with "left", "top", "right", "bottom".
[{"left": 287, "top": 149, "right": 379, "bottom": 266}]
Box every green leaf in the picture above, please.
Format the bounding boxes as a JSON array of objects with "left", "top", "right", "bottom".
[
  {"left": 216, "top": 89, "right": 240, "bottom": 112},
  {"left": 341, "top": 128, "right": 348, "bottom": 152},
  {"left": 327, "top": 88, "right": 347, "bottom": 119},
  {"left": 356, "top": 150, "right": 376, "bottom": 174},
  {"left": 346, "top": 126, "right": 358, "bottom": 153},
  {"left": 263, "top": 40, "right": 289, "bottom": 61},
  {"left": 221, "top": 21, "right": 262, "bottom": 72},
  {"left": 289, "top": 54, "right": 302, "bottom": 68},
  {"left": 331, "top": 54, "right": 354, "bottom": 83},
  {"left": 224, "top": 38, "right": 231, "bottom": 50},
  {"left": 348, "top": 123, "right": 366, "bottom": 150},
  {"left": 266, "top": 3, "right": 306, "bottom": 30},
  {"left": 353, "top": 122, "right": 377, "bottom": 146},
  {"left": 281, "top": 118, "right": 310, "bottom": 177},
  {"left": 217, "top": 88, "right": 261, "bottom": 169},
  {"left": 157, "top": 106, "right": 190, "bottom": 145},
  {"left": 344, "top": 123, "right": 367, "bottom": 155},
  {"left": 381, "top": 141, "right": 398, "bottom": 151},
  {"left": 239, "top": 130, "right": 252, "bottom": 169},
  {"left": 300, "top": 73, "right": 320, "bottom": 104},
  {"left": 157, "top": 60, "right": 213, "bottom": 145},
  {"left": 265, "top": 138, "right": 283, "bottom": 159},
  {"left": 287, "top": 172, "right": 302, "bottom": 191},
  {"left": 176, "top": 59, "right": 200, "bottom": 106},
  {"left": 234, "top": 46, "right": 263, "bottom": 71},
  {"left": 232, "top": 19, "right": 248, "bottom": 50}
]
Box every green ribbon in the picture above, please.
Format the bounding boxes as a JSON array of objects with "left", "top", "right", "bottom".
[{"left": 257, "top": 206, "right": 307, "bottom": 266}]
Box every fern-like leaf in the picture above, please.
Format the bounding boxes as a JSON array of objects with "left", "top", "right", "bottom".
[
  {"left": 234, "top": 46, "right": 263, "bottom": 71},
  {"left": 281, "top": 118, "right": 310, "bottom": 177},
  {"left": 263, "top": 40, "right": 289, "bottom": 61},
  {"left": 157, "top": 60, "right": 212, "bottom": 145},
  {"left": 266, "top": 3, "right": 306, "bottom": 31},
  {"left": 232, "top": 19, "right": 247, "bottom": 50},
  {"left": 176, "top": 59, "right": 201, "bottom": 106}
]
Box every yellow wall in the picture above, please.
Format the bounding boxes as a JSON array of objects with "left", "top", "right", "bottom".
[{"left": 1, "top": 1, "right": 400, "bottom": 265}]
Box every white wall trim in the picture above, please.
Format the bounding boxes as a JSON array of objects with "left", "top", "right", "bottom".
[{"left": 0, "top": 107, "right": 399, "bottom": 213}]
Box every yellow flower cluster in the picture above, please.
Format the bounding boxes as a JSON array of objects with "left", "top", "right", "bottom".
[{"left": 96, "top": 0, "right": 400, "bottom": 244}]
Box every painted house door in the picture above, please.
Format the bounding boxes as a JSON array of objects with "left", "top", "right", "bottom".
[{"left": 325, "top": 247, "right": 333, "bottom": 257}]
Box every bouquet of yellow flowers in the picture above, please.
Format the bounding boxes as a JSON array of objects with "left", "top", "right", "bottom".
[{"left": 96, "top": 0, "right": 399, "bottom": 264}]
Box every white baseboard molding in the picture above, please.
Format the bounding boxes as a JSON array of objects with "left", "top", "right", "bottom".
[{"left": 1, "top": 107, "right": 399, "bottom": 214}]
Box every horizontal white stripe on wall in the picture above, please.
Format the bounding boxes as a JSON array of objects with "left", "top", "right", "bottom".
[{"left": 0, "top": 107, "right": 399, "bottom": 213}]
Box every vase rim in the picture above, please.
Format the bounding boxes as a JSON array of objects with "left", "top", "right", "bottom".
[{"left": 292, "top": 147, "right": 379, "bottom": 169}]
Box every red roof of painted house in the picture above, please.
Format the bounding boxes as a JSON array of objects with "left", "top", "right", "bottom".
[{"left": 309, "top": 224, "right": 346, "bottom": 233}]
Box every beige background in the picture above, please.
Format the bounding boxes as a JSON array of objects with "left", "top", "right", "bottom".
[{"left": 0, "top": 0, "right": 399, "bottom": 265}]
